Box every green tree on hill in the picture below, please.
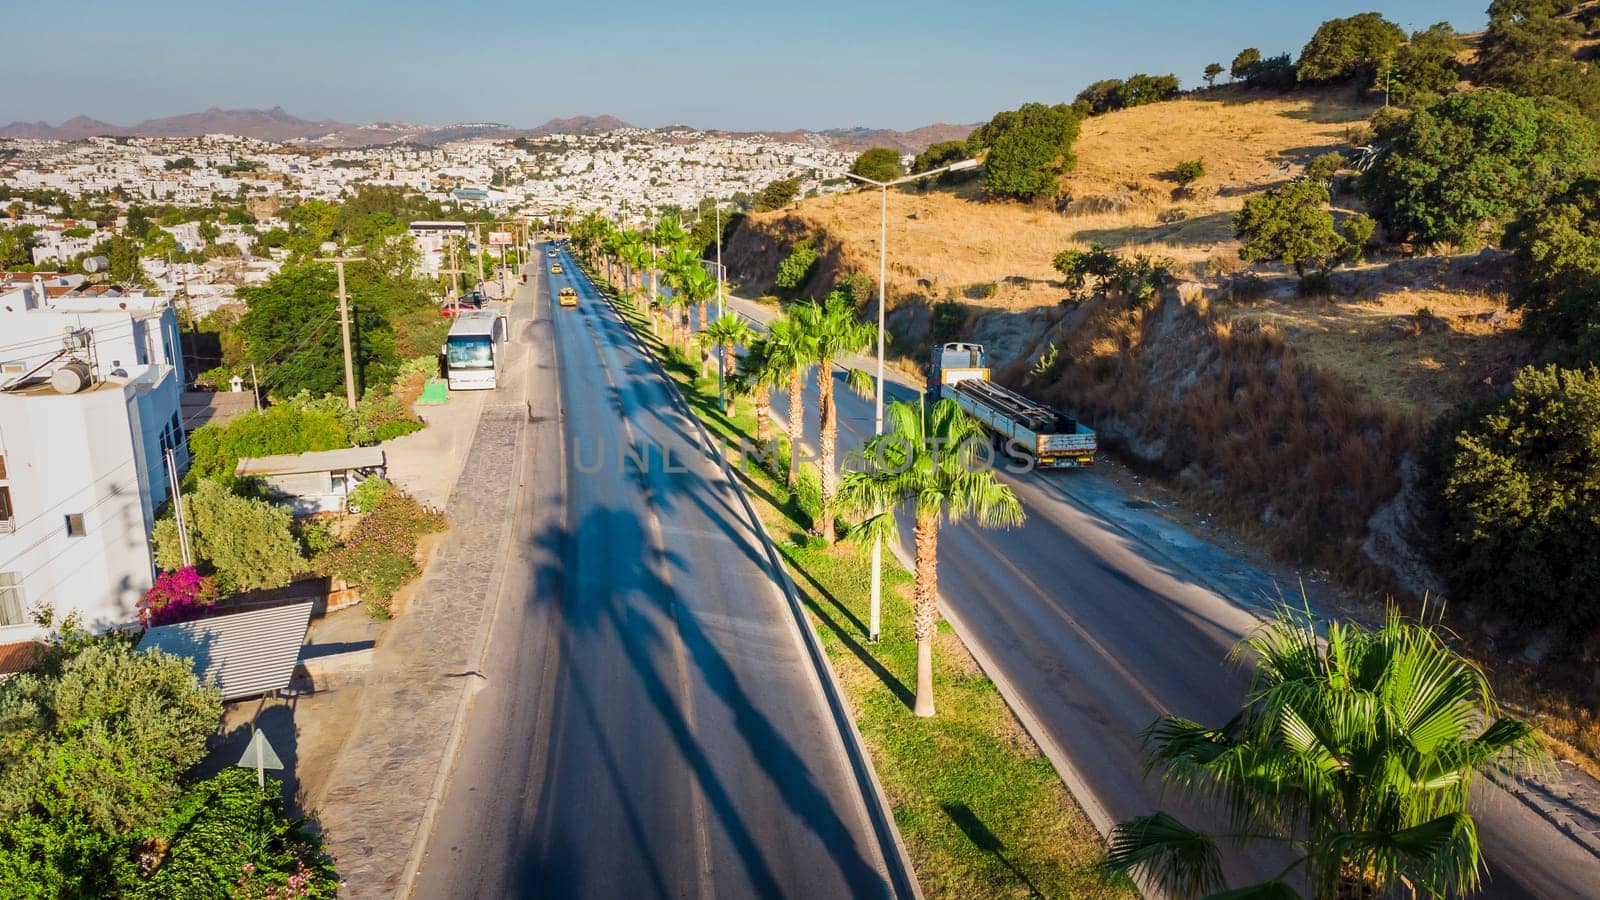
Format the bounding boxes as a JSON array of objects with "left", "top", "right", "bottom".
[
  {"left": 754, "top": 176, "right": 801, "bottom": 211},
  {"left": 1203, "top": 62, "right": 1223, "bottom": 87},
  {"left": 849, "top": 147, "right": 904, "bottom": 182},
  {"left": 1443, "top": 364, "right": 1600, "bottom": 640},
  {"left": 1506, "top": 177, "right": 1600, "bottom": 355},
  {"left": 1297, "top": 12, "right": 1405, "bottom": 83},
  {"left": 1231, "top": 47, "right": 1261, "bottom": 80},
  {"left": 966, "top": 102, "right": 1083, "bottom": 202},
  {"left": 910, "top": 140, "right": 977, "bottom": 184},
  {"left": 1234, "top": 180, "right": 1373, "bottom": 282},
  {"left": 1384, "top": 23, "right": 1463, "bottom": 107},
  {"left": 1359, "top": 89, "right": 1598, "bottom": 246},
  {"left": 1477, "top": 5, "right": 1600, "bottom": 114}
]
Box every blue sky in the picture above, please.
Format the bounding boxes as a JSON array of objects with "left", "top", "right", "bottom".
[{"left": 9, "top": 1, "right": 1489, "bottom": 130}]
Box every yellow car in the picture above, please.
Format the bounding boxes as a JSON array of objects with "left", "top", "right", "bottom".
[
  {"left": 550, "top": 263, "right": 563, "bottom": 275},
  {"left": 558, "top": 287, "right": 577, "bottom": 307}
]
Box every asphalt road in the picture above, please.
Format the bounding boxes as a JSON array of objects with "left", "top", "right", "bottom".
[
  {"left": 410, "top": 246, "right": 900, "bottom": 899},
  {"left": 728, "top": 296, "right": 1600, "bottom": 898}
]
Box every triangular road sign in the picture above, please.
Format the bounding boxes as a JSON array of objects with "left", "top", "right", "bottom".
[{"left": 235, "top": 728, "right": 284, "bottom": 770}]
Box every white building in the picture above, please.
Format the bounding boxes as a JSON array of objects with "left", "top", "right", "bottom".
[{"left": 0, "top": 274, "right": 188, "bottom": 640}]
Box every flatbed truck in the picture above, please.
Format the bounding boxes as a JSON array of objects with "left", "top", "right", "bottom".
[{"left": 929, "top": 342, "right": 1097, "bottom": 468}]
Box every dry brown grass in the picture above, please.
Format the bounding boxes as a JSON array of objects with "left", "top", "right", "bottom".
[
  {"left": 740, "top": 87, "right": 1376, "bottom": 305},
  {"left": 1224, "top": 289, "right": 1529, "bottom": 420}
]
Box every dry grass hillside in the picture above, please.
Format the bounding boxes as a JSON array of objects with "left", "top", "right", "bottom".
[{"left": 728, "top": 85, "right": 1527, "bottom": 425}]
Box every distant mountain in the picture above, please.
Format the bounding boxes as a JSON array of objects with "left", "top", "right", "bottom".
[
  {"left": 527, "top": 114, "right": 632, "bottom": 137},
  {"left": 0, "top": 115, "right": 119, "bottom": 141},
  {"left": 0, "top": 106, "right": 965, "bottom": 151},
  {"left": 712, "top": 123, "right": 975, "bottom": 154}
]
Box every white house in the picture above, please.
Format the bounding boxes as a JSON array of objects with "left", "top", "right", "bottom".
[{"left": 0, "top": 274, "right": 188, "bottom": 640}]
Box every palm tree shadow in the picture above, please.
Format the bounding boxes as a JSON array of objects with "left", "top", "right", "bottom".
[{"left": 942, "top": 802, "right": 1045, "bottom": 899}]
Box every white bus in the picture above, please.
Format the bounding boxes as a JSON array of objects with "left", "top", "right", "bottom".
[{"left": 443, "top": 309, "right": 508, "bottom": 390}]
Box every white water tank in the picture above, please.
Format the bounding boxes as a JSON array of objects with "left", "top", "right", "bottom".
[
  {"left": 82, "top": 256, "right": 110, "bottom": 273},
  {"left": 51, "top": 361, "right": 93, "bottom": 394}
]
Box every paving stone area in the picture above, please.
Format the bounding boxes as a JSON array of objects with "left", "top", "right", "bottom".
[{"left": 317, "top": 402, "right": 525, "bottom": 897}]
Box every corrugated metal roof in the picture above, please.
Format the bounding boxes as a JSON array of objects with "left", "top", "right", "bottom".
[
  {"left": 137, "top": 603, "right": 314, "bottom": 701},
  {"left": 234, "top": 446, "right": 385, "bottom": 478}
]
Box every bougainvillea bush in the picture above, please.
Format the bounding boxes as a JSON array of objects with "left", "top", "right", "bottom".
[{"left": 138, "top": 567, "right": 218, "bottom": 626}]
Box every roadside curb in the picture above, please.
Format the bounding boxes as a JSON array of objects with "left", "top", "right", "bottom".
[{"left": 584, "top": 261, "right": 924, "bottom": 900}]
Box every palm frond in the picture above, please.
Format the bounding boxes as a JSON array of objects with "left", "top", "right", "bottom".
[{"left": 1101, "top": 812, "right": 1226, "bottom": 899}]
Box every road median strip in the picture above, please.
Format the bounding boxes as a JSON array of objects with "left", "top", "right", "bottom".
[{"left": 579, "top": 261, "right": 1132, "bottom": 900}]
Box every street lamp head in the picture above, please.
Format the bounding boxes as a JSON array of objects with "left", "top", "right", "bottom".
[{"left": 946, "top": 158, "right": 980, "bottom": 173}]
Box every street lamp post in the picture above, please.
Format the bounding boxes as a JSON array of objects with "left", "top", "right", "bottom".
[
  {"left": 713, "top": 199, "right": 727, "bottom": 411},
  {"left": 843, "top": 157, "right": 980, "bottom": 643}
]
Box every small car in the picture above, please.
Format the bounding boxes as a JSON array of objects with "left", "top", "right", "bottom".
[
  {"left": 550, "top": 263, "right": 563, "bottom": 274},
  {"left": 558, "top": 287, "right": 578, "bottom": 307}
]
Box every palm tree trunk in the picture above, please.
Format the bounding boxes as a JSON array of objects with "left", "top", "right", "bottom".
[
  {"left": 699, "top": 302, "right": 709, "bottom": 331},
  {"left": 912, "top": 509, "right": 939, "bottom": 717},
  {"left": 818, "top": 361, "right": 837, "bottom": 543},
  {"left": 755, "top": 384, "right": 772, "bottom": 444},
  {"left": 787, "top": 370, "right": 804, "bottom": 488}
]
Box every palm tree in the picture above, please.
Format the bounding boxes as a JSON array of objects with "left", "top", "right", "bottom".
[
  {"left": 675, "top": 267, "right": 717, "bottom": 355},
  {"left": 763, "top": 317, "right": 811, "bottom": 490},
  {"left": 698, "top": 314, "right": 753, "bottom": 407},
  {"left": 650, "top": 217, "right": 688, "bottom": 314},
  {"left": 1102, "top": 604, "right": 1545, "bottom": 899},
  {"left": 619, "top": 232, "right": 652, "bottom": 316},
  {"left": 734, "top": 336, "right": 784, "bottom": 446},
  {"left": 792, "top": 294, "right": 876, "bottom": 543},
  {"left": 839, "top": 399, "right": 1024, "bottom": 717}
]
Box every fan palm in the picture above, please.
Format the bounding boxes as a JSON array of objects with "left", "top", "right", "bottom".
[
  {"left": 698, "top": 314, "right": 753, "bottom": 409},
  {"left": 618, "top": 232, "right": 652, "bottom": 316},
  {"left": 1102, "top": 604, "right": 1545, "bottom": 899},
  {"left": 763, "top": 318, "right": 811, "bottom": 489},
  {"left": 839, "top": 399, "right": 1024, "bottom": 717},
  {"left": 675, "top": 267, "right": 717, "bottom": 355},
  {"left": 792, "top": 293, "right": 877, "bottom": 543},
  {"left": 734, "top": 336, "right": 784, "bottom": 445},
  {"left": 650, "top": 217, "right": 688, "bottom": 312}
]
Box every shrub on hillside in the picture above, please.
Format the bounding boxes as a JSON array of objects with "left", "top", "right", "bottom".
[
  {"left": 849, "top": 147, "right": 904, "bottom": 183},
  {"left": 1234, "top": 180, "right": 1373, "bottom": 282},
  {"left": 774, "top": 237, "right": 819, "bottom": 295},
  {"left": 1296, "top": 12, "right": 1405, "bottom": 83},
  {"left": 1359, "top": 89, "right": 1599, "bottom": 246},
  {"left": 187, "top": 403, "right": 350, "bottom": 483},
  {"left": 966, "top": 102, "right": 1083, "bottom": 202},
  {"left": 153, "top": 479, "right": 305, "bottom": 593},
  {"left": 1053, "top": 244, "right": 1173, "bottom": 301},
  {"left": 1506, "top": 177, "right": 1600, "bottom": 358},
  {"left": 1231, "top": 48, "right": 1261, "bottom": 81},
  {"left": 1174, "top": 159, "right": 1206, "bottom": 185},
  {"left": 1442, "top": 364, "right": 1600, "bottom": 644}
]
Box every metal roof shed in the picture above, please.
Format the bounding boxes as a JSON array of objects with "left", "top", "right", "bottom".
[
  {"left": 137, "top": 603, "right": 314, "bottom": 701},
  {"left": 234, "top": 446, "right": 386, "bottom": 516}
]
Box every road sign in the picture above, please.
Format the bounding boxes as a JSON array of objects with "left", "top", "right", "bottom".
[
  {"left": 236, "top": 727, "right": 284, "bottom": 789},
  {"left": 488, "top": 231, "right": 514, "bottom": 245}
]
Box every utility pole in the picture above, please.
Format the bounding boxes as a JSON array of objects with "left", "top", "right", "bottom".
[
  {"left": 315, "top": 255, "right": 367, "bottom": 410},
  {"left": 474, "top": 224, "right": 485, "bottom": 289},
  {"left": 165, "top": 447, "right": 192, "bottom": 567},
  {"left": 249, "top": 364, "right": 261, "bottom": 411}
]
